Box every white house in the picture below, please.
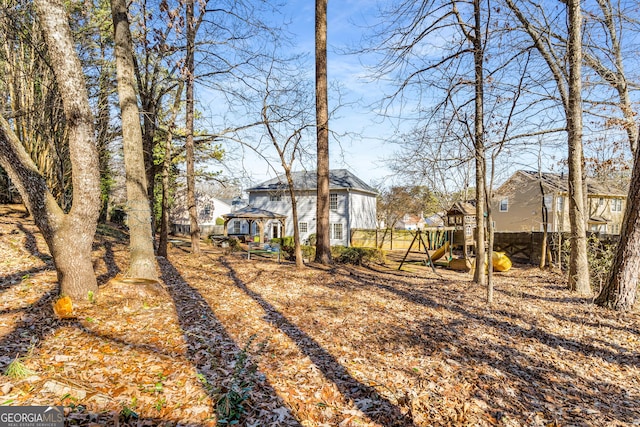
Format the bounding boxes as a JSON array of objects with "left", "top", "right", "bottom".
[
  {"left": 170, "top": 191, "right": 232, "bottom": 236},
  {"left": 396, "top": 213, "right": 427, "bottom": 230},
  {"left": 244, "top": 169, "right": 378, "bottom": 246}
]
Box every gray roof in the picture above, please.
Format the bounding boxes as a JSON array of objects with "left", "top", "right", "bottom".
[
  {"left": 247, "top": 169, "right": 377, "bottom": 195},
  {"left": 515, "top": 170, "right": 627, "bottom": 197},
  {"left": 222, "top": 206, "right": 286, "bottom": 220}
]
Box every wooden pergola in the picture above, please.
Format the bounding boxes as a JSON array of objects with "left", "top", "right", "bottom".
[{"left": 222, "top": 206, "right": 286, "bottom": 244}]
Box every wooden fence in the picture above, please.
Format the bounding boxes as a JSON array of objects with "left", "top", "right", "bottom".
[
  {"left": 351, "top": 228, "right": 620, "bottom": 265},
  {"left": 351, "top": 228, "right": 455, "bottom": 251}
]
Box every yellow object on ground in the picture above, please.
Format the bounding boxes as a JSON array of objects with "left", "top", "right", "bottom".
[
  {"left": 492, "top": 251, "right": 512, "bottom": 272},
  {"left": 53, "top": 296, "right": 74, "bottom": 319},
  {"left": 448, "top": 258, "right": 472, "bottom": 272},
  {"left": 430, "top": 241, "right": 450, "bottom": 262}
]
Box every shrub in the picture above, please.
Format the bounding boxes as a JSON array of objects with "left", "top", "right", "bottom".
[
  {"left": 332, "top": 246, "right": 385, "bottom": 266},
  {"left": 561, "top": 234, "right": 617, "bottom": 293},
  {"left": 587, "top": 234, "right": 616, "bottom": 294},
  {"left": 228, "top": 237, "right": 240, "bottom": 251},
  {"left": 301, "top": 245, "right": 315, "bottom": 260},
  {"left": 306, "top": 233, "right": 317, "bottom": 246}
]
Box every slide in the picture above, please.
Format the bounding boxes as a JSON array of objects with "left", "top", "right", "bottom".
[{"left": 430, "top": 241, "right": 450, "bottom": 262}]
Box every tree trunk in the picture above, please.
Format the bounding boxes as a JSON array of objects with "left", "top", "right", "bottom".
[
  {"left": 566, "top": 0, "right": 591, "bottom": 294},
  {"left": 285, "top": 170, "right": 305, "bottom": 268},
  {"left": 314, "top": 0, "right": 331, "bottom": 264},
  {"left": 112, "top": 0, "right": 158, "bottom": 279},
  {"left": 185, "top": 0, "right": 201, "bottom": 254},
  {"left": 1, "top": 0, "right": 100, "bottom": 302},
  {"left": 595, "top": 133, "right": 640, "bottom": 310},
  {"left": 158, "top": 82, "right": 184, "bottom": 258},
  {"left": 471, "top": 0, "right": 486, "bottom": 287},
  {"left": 539, "top": 180, "right": 549, "bottom": 269}
]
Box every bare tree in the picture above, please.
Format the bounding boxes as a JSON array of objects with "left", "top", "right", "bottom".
[
  {"left": 258, "top": 54, "right": 315, "bottom": 268},
  {"left": 158, "top": 81, "right": 184, "bottom": 258},
  {"left": 565, "top": 0, "right": 590, "bottom": 294},
  {"left": 504, "top": 0, "right": 591, "bottom": 294},
  {"left": 185, "top": 0, "right": 200, "bottom": 254},
  {"left": 0, "top": 3, "right": 71, "bottom": 209},
  {"left": 314, "top": 0, "right": 331, "bottom": 264},
  {"left": 112, "top": 0, "right": 158, "bottom": 279},
  {"left": 0, "top": 0, "right": 101, "bottom": 301}
]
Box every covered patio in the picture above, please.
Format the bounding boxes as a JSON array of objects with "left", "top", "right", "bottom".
[{"left": 222, "top": 206, "right": 286, "bottom": 244}]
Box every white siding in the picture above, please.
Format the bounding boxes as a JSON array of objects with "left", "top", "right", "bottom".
[
  {"left": 248, "top": 188, "right": 376, "bottom": 246},
  {"left": 349, "top": 191, "right": 377, "bottom": 229}
]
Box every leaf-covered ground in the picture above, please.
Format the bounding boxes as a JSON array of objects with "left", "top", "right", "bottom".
[{"left": 1, "top": 204, "right": 639, "bottom": 426}]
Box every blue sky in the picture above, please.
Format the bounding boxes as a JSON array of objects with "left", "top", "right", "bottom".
[
  {"left": 213, "top": 0, "right": 640, "bottom": 193},
  {"left": 217, "top": 0, "right": 401, "bottom": 190}
]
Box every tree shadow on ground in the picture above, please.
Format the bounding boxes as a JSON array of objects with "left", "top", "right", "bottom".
[
  {"left": 0, "top": 290, "right": 59, "bottom": 371},
  {"left": 220, "top": 258, "right": 416, "bottom": 427},
  {"left": 95, "top": 240, "right": 121, "bottom": 284},
  {"left": 550, "top": 312, "right": 640, "bottom": 336},
  {"left": 17, "top": 223, "right": 50, "bottom": 261},
  {"left": 157, "top": 257, "right": 301, "bottom": 426},
  {"left": 332, "top": 267, "right": 640, "bottom": 424}
]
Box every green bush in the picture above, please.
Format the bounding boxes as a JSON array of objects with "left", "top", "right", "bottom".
[
  {"left": 228, "top": 237, "right": 240, "bottom": 251},
  {"left": 215, "top": 217, "right": 225, "bottom": 226},
  {"left": 301, "top": 245, "right": 315, "bottom": 260},
  {"left": 306, "top": 233, "right": 317, "bottom": 246},
  {"left": 270, "top": 237, "right": 315, "bottom": 261},
  {"left": 331, "top": 246, "right": 385, "bottom": 266}
]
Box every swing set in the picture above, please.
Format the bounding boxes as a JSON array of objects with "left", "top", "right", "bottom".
[{"left": 397, "top": 227, "right": 455, "bottom": 274}]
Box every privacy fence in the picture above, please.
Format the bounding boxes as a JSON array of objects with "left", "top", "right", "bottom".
[{"left": 351, "top": 229, "right": 620, "bottom": 265}]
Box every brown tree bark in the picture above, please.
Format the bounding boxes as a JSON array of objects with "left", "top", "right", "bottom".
[
  {"left": 595, "top": 132, "right": 640, "bottom": 310},
  {"left": 0, "top": 0, "right": 100, "bottom": 302},
  {"left": 112, "top": 0, "right": 158, "bottom": 279},
  {"left": 314, "top": 0, "right": 331, "bottom": 265},
  {"left": 185, "top": 0, "right": 201, "bottom": 254},
  {"left": 566, "top": 0, "right": 591, "bottom": 294},
  {"left": 158, "top": 81, "right": 184, "bottom": 258},
  {"left": 504, "top": 0, "right": 591, "bottom": 293}
]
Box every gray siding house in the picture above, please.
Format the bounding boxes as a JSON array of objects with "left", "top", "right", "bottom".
[{"left": 245, "top": 169, "right": 378, "bottom": 246}]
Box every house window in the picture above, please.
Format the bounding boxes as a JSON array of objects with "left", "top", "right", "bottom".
[
  {"left": 465, "top": 225, "right": 473, "bottom": 236},
  {"left": 269, "top": 193, "right": 282, "bottom": 202},
  {"left": 598, "top": 197, "right": 604, "bottom": 206},
  {"left": 556, "top": 196, "right": 564, "bottom": 212},
  {"left": 233, "top": 220, "right": 241, "bottom": 234},
  {"left": 330, "top": 193, "right": 338, "bottom": 211},
  {"left": 612, "top": 198, "right": 623, "bottom": 212},
  {"left": 331, "top": 223, "right": 343, "bottom": 240},
  {"left": 612, "top": 224, "right": 620, "bottom": 234},
  {"left": 203, "top": 204, "right": 211, "bottom": 216},
  {"left": 299, "top": 222, "right": 308, "bottom": 233},
  {"left": 499, "top": 198, "right": 508, "bottom": 212}
]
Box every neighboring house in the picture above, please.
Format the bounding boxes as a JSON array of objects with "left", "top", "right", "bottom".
[
  {"left": 492, "top": 170, "right": 627, "bottom": 234},
  {"left": 425, "top": 212, "right": 445, "bottom": 227},
  {"left": 170, "top": 190, "right": 233, "bottom": 236},
  {"left": 396, "top": 213, "right": 427, "bottom": 230},
  {"left": 245, "top": 169, "right": 378, "bottom": 246}
]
